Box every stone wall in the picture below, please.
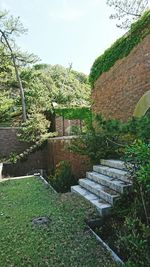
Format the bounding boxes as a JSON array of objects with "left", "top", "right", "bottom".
[{"left": 92, "top": 35, "right": 150, "bottom": 121}]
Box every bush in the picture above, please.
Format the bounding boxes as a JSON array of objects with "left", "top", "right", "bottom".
[
  {"left": 114, "top": 141, "right": 150, "bottom": 267},
  {"left": 18, "top": 112, "right": 50, "bottom": 142},
  {"left": 69, "top": 115, "right": 129, "bottom": 164},
  {"left": 48, "top": 161, "right": 77, "bottom": 193},
  {"left": 125, "top": 141, "right": 150, "bottom": 225},
  {"left": 69, "top": 115, "right": 150, "bottom": 164},
  {"left": 69, "top": 115, "right": 150, "bottom": 266}
]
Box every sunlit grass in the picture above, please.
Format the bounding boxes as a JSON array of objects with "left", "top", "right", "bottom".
[{"left": 0, "top": 177, "right": 116, "bottom": 267}]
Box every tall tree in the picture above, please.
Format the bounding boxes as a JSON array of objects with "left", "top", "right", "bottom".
[
  {"left": 106, "top": 0, "right": 149, "bottom": 28},
  {"left": 0, "top": 10, "right": 37, "bottom": 122}
]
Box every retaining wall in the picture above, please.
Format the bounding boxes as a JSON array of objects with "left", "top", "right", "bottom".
[{"left": 92, "top": 35, "right": 150, "bottom": 121}]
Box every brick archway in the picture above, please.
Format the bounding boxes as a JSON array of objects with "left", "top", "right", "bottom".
[{"left": 133, "top": 90, "right": 150, "bottom": 117}]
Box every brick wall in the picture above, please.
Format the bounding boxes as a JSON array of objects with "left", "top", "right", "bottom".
[
  {"left": 47, "top": 137, "right": 91, "bottom": 179},
  {"left": 0, "top": 127, "right": 49, "bottom": 177},
  {"left": 0, "top": 129, "right": 90, "bottom": 179},
  {"left": 55, "top": 117, "right": 81, "bottom": 136},
  {"left": 0, "top": 127, "right": 28, "bottom": 158},
  {"left": 2, "top": 145, "right": 48, "bottom": 177},
  {"left": 92, "top": 35, "right": 150, "bottom": 121}
]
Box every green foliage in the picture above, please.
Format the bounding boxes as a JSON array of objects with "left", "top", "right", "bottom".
[
  {"left": 8, "top": 132, "right": 56, "bottom": 164},
  {"left": 116, "top": 216, "right": 150, "bottom": 267},
  {"left": 125, "top": 141, "right": 150, "bottom": 222},
  {"left": 55, "top": 107, "right": 91, "bottom": 120},
  {"left": 18, "top": 113, "right": 50, "bottom": 142},
  {"left": 126, "top": 116, "right": 150, "bottom": 142},
  {"left": 89, "top": 10, "right": 150, "bottom": 86},
  {"left": 20, "top": 68, "right": 53, "bottom": 113},
  {"left": 70, "top": 114, "right": 150, "bottom": 164},
  {"left": 69, "top": 115, "right": 128, "bottom": 164},
  {"left": 0, "top": 178, "right": 115, "bottom": 267},
  {"left": 0, "top": 91, "right": 14, "bottom": 122},
  {"left": 95, "top": 141, "right": 150, "bottom": 267},
  {"left": 0, "top": 45, "right": 13, "bottom": 83},
  {"left": 114, "top": 141, "right": 150, "bottom": 267},
  {"left": 48, "top": 161, "right": 77, "bottom": 193},
  {"left": 0, "top": 54, "right": 91, "bottom": 127},
  {"left": 45, "top": 64, "right": 91, "bottom": 106},
  {"left": 55, "top": 107, "right": 92, "bottom": 132}
]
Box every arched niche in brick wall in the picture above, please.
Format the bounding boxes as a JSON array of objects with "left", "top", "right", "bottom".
[{"left": 133, "top": 90, "right": 150, "bottom": 117}]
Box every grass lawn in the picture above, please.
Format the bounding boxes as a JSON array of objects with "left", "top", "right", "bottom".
[{"left": 0, "top": 177, "right": 116, "bottom": 267}]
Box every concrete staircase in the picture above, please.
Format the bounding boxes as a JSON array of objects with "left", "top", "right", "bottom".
[{"left": 71, "top": 159, "right": 132, "bottom": 217}]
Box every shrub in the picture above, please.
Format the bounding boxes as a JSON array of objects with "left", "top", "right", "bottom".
[
  {"left": 112, "top": 141, "right": 150, "bottom": 267},
  {"left": 69, "top": 115, "right": 150, "bottom": 164},
  {"left": 48, "top": 161, "right": 77, "bottom": 193},
  {"left": 70, "top": 114, "right": 150, "bottom": 266},
  {"left": 116, "top": 216, "right": 150, "bottom": 267},
  {"left": 18, "top": 112, "right": 50, "bottom": 142},
  {"left": 69, "top": 115, "right": 129, "bottom": 164},
  {"left": 125, "top": 141, "right": 150, "bottom": 225}
]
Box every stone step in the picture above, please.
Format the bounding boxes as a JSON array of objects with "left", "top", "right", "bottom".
[
  {"left": 86, "top": 171, "right": 132, "bottom": 194},
  {"left": 100, "top": 159, "right": 126, "bottom": 170},
  {"left": 71, "top": 185, "right": 111, "bottom": 216},
  {"left": 79, "top": 178, "right": 120, "bottom": 205},
  {"left": 93, "top": 165, "right": 130, "bottom": 183}
]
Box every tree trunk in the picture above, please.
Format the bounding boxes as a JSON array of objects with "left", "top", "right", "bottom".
[
  {"left": 12, "top": 55, "right": 27, "bottom": 122},
  {"left": 0, "top": 30, "right": 27, "bottom": 122}
]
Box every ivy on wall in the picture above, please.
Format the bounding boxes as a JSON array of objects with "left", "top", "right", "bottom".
[
  {"left": 89, "top": 10, "right": 150, "bottom": 87},
  {"left": 55, "top": 107, "right": 92, "bottom": 122}
]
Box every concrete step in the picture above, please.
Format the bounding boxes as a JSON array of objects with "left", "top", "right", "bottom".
[
  {"left": 93, "top": 165, "right": 130, "bottom": 183},
  {"left": 100, "top": 159, "right": 126, "bottom": 170},
  {"left": 86, "top": 171, "right": 132, "bottom": 194},
  {"left": 71, "top": 185, "right": 111, "bottom": 216},
  {"left": 79, "top": 178, "right": 120, "bottom": 205}
]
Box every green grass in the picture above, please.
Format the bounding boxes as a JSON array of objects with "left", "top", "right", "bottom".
[{"left": 0, "top": 177, "right": 116, "bottom": 267}]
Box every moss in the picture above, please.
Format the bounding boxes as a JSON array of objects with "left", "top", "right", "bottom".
[{"left": 89, "top": 10, "right": 150, "bottom": 87}]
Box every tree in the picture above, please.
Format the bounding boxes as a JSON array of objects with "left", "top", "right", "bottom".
[
  {"left": 0, "top": 10, "right": 37, "bottom": 122},
  {"left": 106, "top": 0, "right": 149, "bottom": 28}
]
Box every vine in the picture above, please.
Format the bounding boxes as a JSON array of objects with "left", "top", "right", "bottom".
[
  {"left": 55, "top": 107, "right": 92, "bottom": 122},
  {"left": 89, "top": 10, "right": 150, "bottom": 87}
]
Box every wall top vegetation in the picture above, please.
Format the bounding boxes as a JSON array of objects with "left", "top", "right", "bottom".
[{"left": 89, "top": 10, "right": 150, "bottom": 87}]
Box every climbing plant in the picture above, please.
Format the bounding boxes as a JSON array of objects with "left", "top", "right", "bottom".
[
  {"left": 89, "top": 10, "right": 150, "bottom": 87},
  {"left": 55, "top": 107, "right": 92, "bottom": 121}
]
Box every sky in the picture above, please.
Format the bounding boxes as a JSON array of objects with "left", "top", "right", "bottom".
[{"left": 0, "top": 0, "right": 126, "bottom": 74}]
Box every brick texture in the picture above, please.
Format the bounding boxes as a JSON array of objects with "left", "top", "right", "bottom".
[
  {"left": 47, "top": 137, "right": 91, "bottom": 179},
  {"left": 0, "top": 127, "right": 28, "bottom": 157},
  {"left": 0, "top": 127, "right": 49, "bottom": 177},
  {"left": 92, "top": 35, "right": 150, "bottom": 121},
  {"left": 0, "top": 130, "right": 90, "bottom": 179},
  {"left": 2, "top": 146, "right": 48, "bottom": 177},
  {"left": 55, "top": 117, "right": 82, "bottom": 136}
]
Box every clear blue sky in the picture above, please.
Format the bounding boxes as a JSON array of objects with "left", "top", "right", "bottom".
[{"left": 0, "top": 0, "right": 126, "bottom": 74}]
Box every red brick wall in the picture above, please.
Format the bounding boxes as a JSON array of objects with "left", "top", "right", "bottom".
[
  {"left": 55, "top": 117, "right": 81, "bottom": 136},
  {"left": 2, "top": 146, "right": 48, "bottom": 177},
  {"left": 0, "top": 127, "right": 28, "bottom": 158},
  {"left": 0, "top": 129, "right": 90, "bottom": 179},
  {"left": 47, "top": 137, "right": 91, "bottom": 179},
  {"left": 92, "top": 35, "right": 150, "bottom": 121}
]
